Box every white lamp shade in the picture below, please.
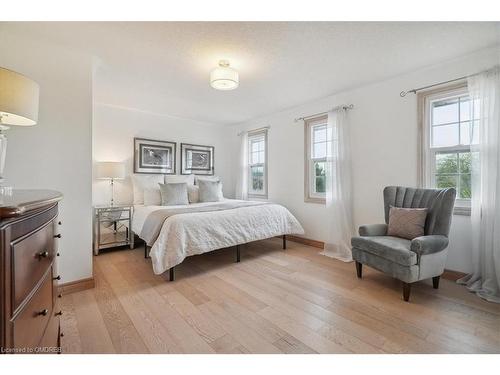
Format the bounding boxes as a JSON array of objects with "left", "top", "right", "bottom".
[
  {"left": 210, "top": 60, "right": 239, "bottom": 90},
  {"left": 0, "top": 67, "right": 40, "bottom": 126},
  {"left": 96, "top": 162, "right": 125, "bottom": 180}
]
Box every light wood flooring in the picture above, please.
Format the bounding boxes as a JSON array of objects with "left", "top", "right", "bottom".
[{"left": 60, "top": 238, "right": 500, "bottom": 354}]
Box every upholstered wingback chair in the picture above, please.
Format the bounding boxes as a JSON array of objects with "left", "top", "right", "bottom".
[{"left": 351, "top": 186, "right": 456, "bottom": 302}]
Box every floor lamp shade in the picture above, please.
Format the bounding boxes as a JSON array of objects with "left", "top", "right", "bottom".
[
  {"left": 0, "top": 67, "right": 40, "bottom": 126},
  {"left": 0, "top": 67, "right": 40, "bottom": 189},
  {"left": 96, "top": 162, "right": 126, "bottom": 180}
]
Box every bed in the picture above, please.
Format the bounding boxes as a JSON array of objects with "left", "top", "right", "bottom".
[{"left": 132, "top": 199, "right": 304, "bottom": 280}]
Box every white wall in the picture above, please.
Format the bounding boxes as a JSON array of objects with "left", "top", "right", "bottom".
[
  {"left": 0, "top": 31, "right": 93, "bottom": 283},
  {"left": 231, "top": 46, "right": 500, "bottom": 273},
  {"left": 92, "top": 103, "right": 235, "bottom": 205}
]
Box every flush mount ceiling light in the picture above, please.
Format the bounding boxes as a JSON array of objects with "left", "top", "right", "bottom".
[{"left": 210, "top": 60, "right": 239, "bottom": 90}]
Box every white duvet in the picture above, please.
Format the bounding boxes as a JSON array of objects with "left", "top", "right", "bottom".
[{"left": 133, "top": 199, "right": 304, "bottom": 275}]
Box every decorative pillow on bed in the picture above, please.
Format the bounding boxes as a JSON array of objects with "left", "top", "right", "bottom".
[
  {"left": 187, "top": 185, "right": 199, "bottom": 203},
  {"left": 387, "top": 206, "right": 428, "bottom": 240},
  {"left": 165, "top": 174, "right": 195, "bottom": 185},
  {"left": 198, "top": 180, "right": 223, "bottom": 202},
  {"left": 143, "top": 187, "right": 162, "bottom": 206},
  {"left": 132, "top": 174, "right": 164, "bottom": 205},
  {"left": 159, "top": 182, "right": 189, "bottom": 205},
  {"left": 195, "top": 176, "right": 220, "bottom": 185}
]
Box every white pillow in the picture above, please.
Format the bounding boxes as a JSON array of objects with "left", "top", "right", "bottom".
[
  {"left": 197, "top": 180, "right": 224, "bottom": 202},
  {"left": 187, "top": 185, "right": 199, "bottom": 203},
  {"left": 195, "top": 176, "right": 220, "bottom": 185},
  {"left": 165, "top": 174, "right": 195, "bottom": 185},
  {"left": 132, "top": 174, "right": 164, "bottom": 205},
  {"left": 159, "top": 183, "right": 189, "bottom": 206},
  {"left": 143, "top": 187, "right": 162, "bottom": 206}
]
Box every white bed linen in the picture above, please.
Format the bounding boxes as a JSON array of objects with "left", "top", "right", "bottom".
[{"left": 133, "top": 199, "right": 304, "bottom": 275}]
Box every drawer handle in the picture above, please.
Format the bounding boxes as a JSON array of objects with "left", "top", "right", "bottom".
[
  {"left": 53, "top": 275, "right": 61, "bottom": 281},
  {"left": 58, "top": 294, "right": 62, "bottom": 298},
  {"left": 54, "top": 234, "right": 62, "bottom": 239},
  {"left": 58, "top": 221, "right": 62, "bottom": 225},
  {"left": 57, "top": 252, "right": 60, "bottom": 257},
  {"left": 38, "top": 309, "right": 49, "bottom": 316},
  {"left": 37, "top": 250, "right": 49, "bottom": 259},
  {"left": 55, "top": 310, "right": 63, "bottom": 316}
]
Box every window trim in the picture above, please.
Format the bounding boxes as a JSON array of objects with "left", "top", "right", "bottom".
[
  {"left": 247, "top": 129, "right": 268, "bottom": 199},
  {"left": 418, "top": 82, "right": 471, "bottom": 216},
  {"left": 304, "top": 115, "right": 328, "bottom": 204}
]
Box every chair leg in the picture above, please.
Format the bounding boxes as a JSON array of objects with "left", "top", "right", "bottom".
[
  {"left": 403, "top": 282, "right": 411, "bottom": 302},
  {"left": 169, "top": 267, "right": 175, "bottom": 281},
  {"left": 355, "top": 261, "right": 362, "bottom": 278},
  {"left": 432, "top": 276, "right": 440, "bottom": 289}
]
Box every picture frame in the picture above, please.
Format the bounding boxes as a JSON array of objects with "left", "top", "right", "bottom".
[
  {"left": 180, "top": 143, "right": 214, "bottom": 175},
  {"left": 134, "top": 137, "right": 176, "bottom": 174}
]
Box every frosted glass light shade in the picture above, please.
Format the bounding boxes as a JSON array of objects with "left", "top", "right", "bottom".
[
  {"left": 96, "top": 162, "right": 125, "bottom": 179},
  {"left": 210, "top": 60, "right": 239, "bottom": 90},
  {"left": 0, "top": 67, "right": 40, "bottom": 126}
]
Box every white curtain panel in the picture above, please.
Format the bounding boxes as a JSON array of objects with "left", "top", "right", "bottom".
[
  {"left": 235, "top": 132, "right": 249, "bottom": 200},
  {"left": 321, "top": 109, "right": 355, "bottom": 262},
  {"left": 458, "top": 66, "right": 500, "bottom": 303}
]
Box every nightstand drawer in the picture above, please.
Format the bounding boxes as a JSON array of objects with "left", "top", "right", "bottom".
[
  {"left": 12, "top": 220, "right": 56, "bottom": 311},
  {"left": 12, "top": 269, "right": 54, "bottom": 350}
]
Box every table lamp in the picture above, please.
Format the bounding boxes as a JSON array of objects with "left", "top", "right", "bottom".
[
  {"left": 0, "top": 67, "right": 40, "bottom": 193},
  {"left": 96, "top": 161, "right": 125, "bottom": 206}
]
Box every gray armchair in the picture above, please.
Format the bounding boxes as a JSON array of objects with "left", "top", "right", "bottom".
[{"left": 351, "top": 186, "right": 456, "bottom": 302}]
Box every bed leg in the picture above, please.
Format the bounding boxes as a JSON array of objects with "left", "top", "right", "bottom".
[
  {"left": 169, "top": 267, "right": 175, "bottom": 281},
  {"left": 236, "top": 245, "right": 241, "bottom": 263},
  {"left": 144, "top": 243, "right": 151, "bottom": 259},
  {"left": 283, "top": 235, "right": 287, "bottom": 250}
]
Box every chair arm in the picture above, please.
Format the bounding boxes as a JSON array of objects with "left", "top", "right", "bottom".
[
  {"left": 359, "top": 224, "right": 388, "bottom": 236},
  {"left": 411, "top": 235, "right": 449, "bottom": 256}
]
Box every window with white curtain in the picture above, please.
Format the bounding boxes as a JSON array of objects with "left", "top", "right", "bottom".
[
  {"left": 305, "top": 115, "right": 331, "bottom": 203},
  {"left": 419, "top": 84, "right": 480, "bottom": 215},
  {"left": 248, "top": 130, "right": 268, "bottom": 198}
]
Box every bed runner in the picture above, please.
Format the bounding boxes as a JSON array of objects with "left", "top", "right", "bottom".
[{"left": 140, "top": 200, "right": 270, "bottom": 246}]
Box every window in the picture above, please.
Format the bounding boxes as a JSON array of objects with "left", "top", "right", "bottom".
[
  {"left": 305, "top": 115, "right": 331, "bottom": 203},
  {"left": 248, "top": 130, "right": 268, "bottom": 198},
  {"left": 419, "top": 84, "right": 480, "bottom": 215}
]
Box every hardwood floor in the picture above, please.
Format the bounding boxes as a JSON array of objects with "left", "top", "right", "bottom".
[{"left": 60, "top": 238, "right": 500, "bottom": 354}]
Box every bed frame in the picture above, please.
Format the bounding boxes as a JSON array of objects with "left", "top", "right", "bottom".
[{"left": 144, "top": 235, "right": 287, "bottom": 281}]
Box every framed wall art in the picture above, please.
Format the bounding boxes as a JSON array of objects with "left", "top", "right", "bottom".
[
  {"left": 180, "top": 143, "right": 214, "bottom": 175},
  {"left": 134, "top": 137, "right": 176, "bottom": 174}
]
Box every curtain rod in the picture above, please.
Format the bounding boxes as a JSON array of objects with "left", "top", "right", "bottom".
[
  {"left": 237, "top": 125, "right": 270, "bottom": 137},
  {"left": 398, "top": 67, "right": 495, "bottom": 97},
  {"left": 294, "top": 104, "right": 354, "bottom": 123}
]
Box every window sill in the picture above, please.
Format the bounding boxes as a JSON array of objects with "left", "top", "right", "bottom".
[{"left": 453, "top": 206, "right": 471, "bottom": 216}]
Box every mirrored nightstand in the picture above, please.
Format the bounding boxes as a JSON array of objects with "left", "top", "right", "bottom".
[{"left": 93, "top": 204, "right": 134, "bottom": 255}]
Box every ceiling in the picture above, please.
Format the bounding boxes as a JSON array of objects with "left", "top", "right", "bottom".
[{"left": 2, "top": 22, "right": 499, "bottom": 125}]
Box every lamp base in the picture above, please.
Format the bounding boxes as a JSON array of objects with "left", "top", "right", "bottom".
[
  {"left": 0, "top": 129, "right": 8, "bottom": 195},
  {"left": 0, "top": 185, "right": 13, "bottom": 196}
]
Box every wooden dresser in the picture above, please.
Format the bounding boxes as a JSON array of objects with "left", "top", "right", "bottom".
[{"left": 0, "top": 190, "right": 63, "bottom": 354}]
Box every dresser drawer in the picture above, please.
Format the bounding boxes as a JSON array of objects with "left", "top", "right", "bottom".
[
  {"left": 12, "top": 270, "right": 54, "bottom": 350},
  {"left": 38, "top": 313, "right": 60, "bottom": 353},
  {"left": 12, "top": 220, "right": 56, "bottom": 311}
]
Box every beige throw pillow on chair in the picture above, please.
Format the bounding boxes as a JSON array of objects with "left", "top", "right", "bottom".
[{"left": 387, "top": 206, "right": 428, "bottom": 240}]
